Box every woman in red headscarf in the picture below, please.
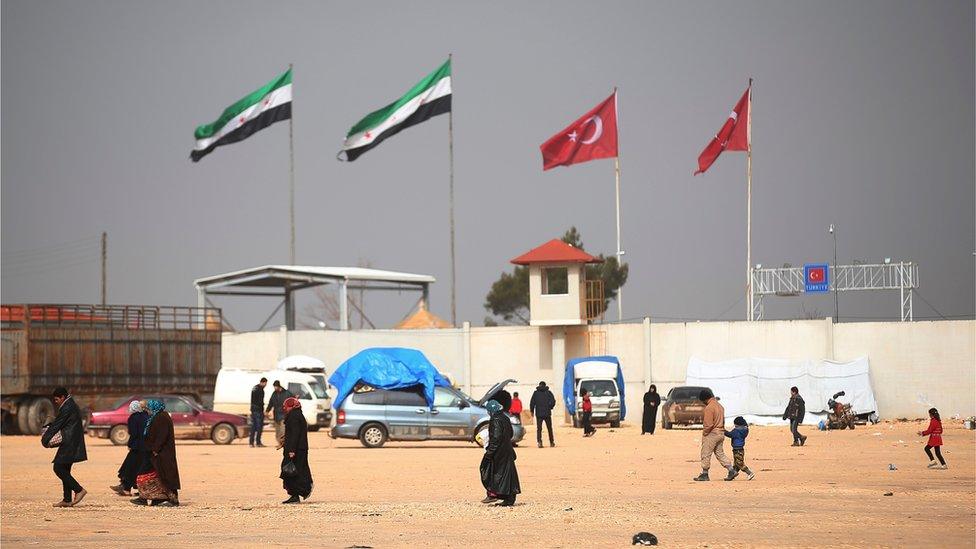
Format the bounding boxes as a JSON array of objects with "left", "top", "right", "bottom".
[{"left": 280, "top": 397, "right": 312, "bottom": 504}]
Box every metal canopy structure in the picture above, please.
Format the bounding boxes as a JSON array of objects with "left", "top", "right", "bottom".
[
  {"left": 750, "top": 262, "right": 918, "bottom": 321},
  {"left": 194, "top": 265, "right": 436, "bottom": 330}
]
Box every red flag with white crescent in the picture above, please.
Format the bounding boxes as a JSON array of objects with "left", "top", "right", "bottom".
[
  {"left": 540, "top": 92, "right": 618, "bottom": 171},
  {"left": 694, "top": 86, "right": 751, "bottom": 175}
]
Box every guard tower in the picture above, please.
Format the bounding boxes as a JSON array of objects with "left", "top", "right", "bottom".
[{"left": 511, "top": 239, "right": 604, "bottom": 326}]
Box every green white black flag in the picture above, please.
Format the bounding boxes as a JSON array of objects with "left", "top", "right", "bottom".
[
  {"left": 339, "top": 59, "right": 451, "bottom": 161},
  {"left": 191, "top": 69, "right": 292, "bottom": 162}
]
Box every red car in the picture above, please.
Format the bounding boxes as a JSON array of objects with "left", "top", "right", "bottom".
[{"left": 87, "top": 395, "right": 249, "bottom": 445}]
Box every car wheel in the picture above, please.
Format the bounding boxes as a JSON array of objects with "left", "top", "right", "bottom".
[
  {"left": 610, "top": 420, "right": 621, "bottom": 428},
  {"left": 109, "top": 424, "right": 130, "bottom": 446},
  {"left": 211, "top": 423, "right": 235, "bottom": 445},
  {"left": 359, "top": 423, "right": 387, "bottom": 448},
  {"left": 28, "top": 397, "right": 55, "bottom": 435}
]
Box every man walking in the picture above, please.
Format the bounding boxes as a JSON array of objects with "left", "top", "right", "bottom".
[
  {"left": 529, "top": 381, "right": 556, "bottom": 448},
  {"left": 266, "top": 380, "right": 293, "bottom": 447},
  {"left": 250, "top": 377, "right": 268, "bottom": 447},
  {"left": 41, "top": 387, "right": 88, "bottom": 507},
  {"left": 693, "top": 388, "right": 737, "bottom": 482},
  {"left": 783, "top": 386, "right": 807, "bottom": 446}
]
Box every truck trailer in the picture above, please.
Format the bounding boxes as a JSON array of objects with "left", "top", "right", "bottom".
[{"left": 1, "top": 304, "right": 222, "bottom": 435}]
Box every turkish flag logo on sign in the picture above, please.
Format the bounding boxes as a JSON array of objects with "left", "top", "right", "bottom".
[{"left": 809, "top": 267, "right": 825, "bottom": 283}]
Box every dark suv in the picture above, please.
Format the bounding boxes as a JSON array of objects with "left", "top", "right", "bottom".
[{"left": 660, "top": 386, "right": 711, "bottom": 429}]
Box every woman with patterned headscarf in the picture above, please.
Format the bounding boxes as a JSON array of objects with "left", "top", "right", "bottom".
[
  {"left": 280, "top": 396, "right": 313, "bottom": 504},
  {"left": 112, "top": 400, "right": 149, "bottom": 496},
  {"left": 479, "top": 390, "right": 520, "bottom": 506},
  {"left": 134, "top": 399, "right": 181, "bottom": 506}
]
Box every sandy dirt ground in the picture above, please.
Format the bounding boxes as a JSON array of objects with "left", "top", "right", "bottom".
[{"left": 2, "top": 420, "right": 973, "bottom": 548}]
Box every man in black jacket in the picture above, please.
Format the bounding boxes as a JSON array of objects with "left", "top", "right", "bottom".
[
  {"left": 41, "top": 387, "right": 88, "bottom": 507},
  {"left": 782, "top": 386, "right": 807, "bottom": 447},
  {"left": 529, "top": 381, "right": 557, "bottom": 448},
  {"left": 266, "top": 381, "right": 293, "bottom": 447},
  {"left": 250, "top": 377, "right": 268, "bottom": 447}
]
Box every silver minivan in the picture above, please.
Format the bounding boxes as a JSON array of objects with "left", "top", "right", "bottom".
[{"left": 330, "top": 379, "right": 525, "bottom": 448}]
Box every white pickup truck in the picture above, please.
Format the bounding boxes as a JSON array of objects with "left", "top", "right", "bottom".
[{"left": 567, "top": 358, "right": 623, "bottom": 428}]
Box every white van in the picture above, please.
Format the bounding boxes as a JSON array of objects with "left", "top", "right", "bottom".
[
  {"left": 213, "top": 368, "right": 332, "bottom": 430},
  {"left": 571, "top": 359, "right": 623, "bottom": 428}
]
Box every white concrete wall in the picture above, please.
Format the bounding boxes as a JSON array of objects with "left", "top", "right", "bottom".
[{"left": 221, "top": 319, "right": 975, "bottom": 421}]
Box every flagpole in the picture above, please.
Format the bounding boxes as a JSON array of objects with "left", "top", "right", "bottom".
[
  {"left": 288, "top": 63, "right": 296, "bottom": 265},
  {"left": 746, "top": 78, "right": 753, "bottom": 320},
  {"left": 613, "top": 88, "right": 623, "bottom": 321},
  {"left": 448, "top": 53, "right": 457, "bottom": 327}
]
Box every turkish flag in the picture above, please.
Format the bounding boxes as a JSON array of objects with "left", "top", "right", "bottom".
[
  {"left": 540, "top": 92, "right": 618, "bottom": 170},
  {"left": 694, "top": 86, "right": 750, "bottom": 175}
]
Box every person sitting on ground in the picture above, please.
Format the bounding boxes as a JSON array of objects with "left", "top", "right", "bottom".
[
  {"left": 919, "top": 407, "right": 947, "bottom": 470},
  {"left": 693, "top": 388, "right": 737, "bottom": 482},
  {"left": 581, "top": 389, "right": 596, "bottom": 437},
  {"left": 782, "top": 386, "right": 807, "bottom": 447},
  {"left": 724, "top": 416, "right": 755, "bottom": 480}
]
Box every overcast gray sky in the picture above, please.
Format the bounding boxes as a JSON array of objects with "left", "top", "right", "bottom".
[{"left": 3, "top": 0, "right": 974, "bottom": 329}]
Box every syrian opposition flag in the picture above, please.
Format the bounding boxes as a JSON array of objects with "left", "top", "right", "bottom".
[
  {"left": 191, "top": 69, "right": 292, "bottom": 162},
  {"left": 694, "top": 85, "right": 751, "bottom": 175},
  {"left": 540, "top": 91, "right": 618, "bottom": 170},
  {"left": 338, "top": 59, "right": 452, "bottom": 161}
]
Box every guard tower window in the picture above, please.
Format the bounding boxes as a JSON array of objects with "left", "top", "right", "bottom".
[{"left": 542, "top": 267, "right": 569, "bottom": 295}]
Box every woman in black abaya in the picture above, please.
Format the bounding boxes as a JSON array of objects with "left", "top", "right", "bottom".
[
  {"left": 642, "top": 385, "right": 661, "bottom": 435},
  {"left": 479, "top": 390, "right": 520, "bottom": 506}
]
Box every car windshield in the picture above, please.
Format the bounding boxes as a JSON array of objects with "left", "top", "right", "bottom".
[
  {"left": 308, "top": 381, "right": 328, "bottom": 399},
  {"left": 581, "top": 380, "right": 617, "bottom": 397},
  {"left": 111, "top": 396, "right": 135, "bottom": 409}
]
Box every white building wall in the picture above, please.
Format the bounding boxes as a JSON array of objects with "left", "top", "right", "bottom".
[{"left": 222, "top": 319, "right": 975, "bottom": 421}]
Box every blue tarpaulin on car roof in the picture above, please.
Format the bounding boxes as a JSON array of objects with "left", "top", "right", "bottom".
[{"left": 328, "top": 347, "right": 451, "bottom": 409}]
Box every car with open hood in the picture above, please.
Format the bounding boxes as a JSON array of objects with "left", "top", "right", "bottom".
[{"left": 330, "top": 379, "right": 525, "bottom": 448}]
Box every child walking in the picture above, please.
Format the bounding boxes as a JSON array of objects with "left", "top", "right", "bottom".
[
  {"left": 724, "top": 416, "right": 755, "bottom": 480},
  {"left": 918, "top": 408, "right": 947, "bottom": 469}
]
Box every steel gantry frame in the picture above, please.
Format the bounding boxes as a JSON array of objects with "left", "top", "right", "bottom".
[{"left": 749, "top": 262, "right": 918, "bottom": 321}]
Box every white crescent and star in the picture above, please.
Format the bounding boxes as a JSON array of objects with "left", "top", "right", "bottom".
[{"left": 567, "top": 115, "right": 604, "bottom": 144}]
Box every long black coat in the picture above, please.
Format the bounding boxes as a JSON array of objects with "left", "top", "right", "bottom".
[
  {"left": 42, "top": 397, "right": 87, "bottom": 464},
  {"left": 642, "top": 391, "right": 660, "bottom": 433},
  {"left": 280, "top": 408, "right": 312, "bottom": 497},
  {"left": 145, "top": 412, "right": 181, "bottom": 491},
  {"left": 480, "top": 412, "right": 520, "bottom": 497}
]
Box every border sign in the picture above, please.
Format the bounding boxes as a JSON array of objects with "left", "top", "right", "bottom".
[{"left": 804, "top": 263, "right": 830, "bottom": 293}]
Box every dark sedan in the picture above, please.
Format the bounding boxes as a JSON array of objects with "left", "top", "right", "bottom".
[{"left": 87, "top": 395, "right": 249, "bottom": 445}]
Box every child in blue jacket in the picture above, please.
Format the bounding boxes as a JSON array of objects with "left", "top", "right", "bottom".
[{"left": 724, "top": 416, "right": 755, "bottom": 480}]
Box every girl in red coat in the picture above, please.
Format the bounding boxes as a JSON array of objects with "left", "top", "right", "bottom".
[{"left": 918, "top": 408, "right": 947, "bottom": 469}]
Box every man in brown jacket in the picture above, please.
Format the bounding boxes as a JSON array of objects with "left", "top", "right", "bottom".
[{"left": 693, "top": 388, "right": 737, "bottom": 482}]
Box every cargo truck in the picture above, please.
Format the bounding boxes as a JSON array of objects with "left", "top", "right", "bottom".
[{"left": 1, "top": 304, "right": 222, "bottom": 435}]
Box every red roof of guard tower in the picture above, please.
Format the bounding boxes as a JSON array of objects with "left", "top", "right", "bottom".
[{"left": 510, "top": 239, "right": 603, "bottom": 265}]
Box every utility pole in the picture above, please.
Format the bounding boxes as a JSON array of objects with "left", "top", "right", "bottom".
[
  {"left": 829, "top": 224, "right": 838, "bottom": 322},
  {"left": 100, "top": 231, "right": 107, "bottom": 306}
]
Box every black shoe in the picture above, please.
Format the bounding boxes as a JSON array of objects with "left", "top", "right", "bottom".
[
  {"left": 130, "top": 498, "right": 148, "bottom": 506},
  {"left": 800, "top": 435, "right": 807, "bottom": 446},
  {"left": 481, "top": 496, "right": 500, "bottom": 504},
  {"left": 157, "top": 500, "right": 180, "bottom": 507},
  {"left": 550, "top": 442, "right": 556, "bottom": 447},
  {"left": 256, "top": 443, "right": 266, "bottom": 447},
  {"left": 693, "top": 472, "right": 709, "bottom": 482},
  {"left": 725, "top": 469, "right": 739, "bottom": 481},
  {"left": 496, "top": 498, "right": 516, "bottom": 507},
  {"left": 282, "top": 495, "right": 300, "bottom": 504},
  {"left": 538, "top": 442, "right": 543, "bottom": 448}
]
